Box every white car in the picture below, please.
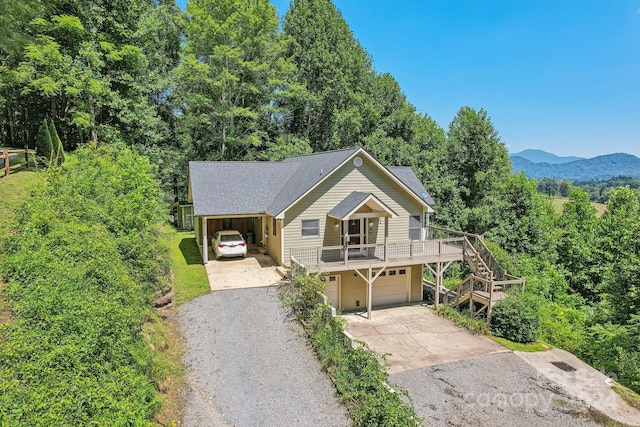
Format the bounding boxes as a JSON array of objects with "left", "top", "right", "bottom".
[{"left": 212, "top": 230, "right": 247, "bottom": 259}]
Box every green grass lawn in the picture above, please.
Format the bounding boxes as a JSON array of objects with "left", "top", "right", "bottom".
[
  {"left": 0, "top": 169, "right": 41, "bottom": 234},
  {"left": 169, "top": 230, "right": 210, "bottom": 306}
]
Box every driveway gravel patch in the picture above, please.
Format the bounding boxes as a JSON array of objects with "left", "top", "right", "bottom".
[
  {"left": 178, "top": 287, "right": 349, "bottom": 427},
  {"left": 390, "top": 352, "right": 600, "bottom": 427}
]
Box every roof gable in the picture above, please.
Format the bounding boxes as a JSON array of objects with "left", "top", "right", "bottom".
[
  {"left": 328, "top": 192, "right": 398, "bottom": 220},
  {"left": 266, "top": 147, "right": 360, "bottom": 216}
]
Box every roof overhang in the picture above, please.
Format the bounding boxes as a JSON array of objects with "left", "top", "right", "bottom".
[{"left": 327, "top": 192, "right": 398, "bottom": 220}]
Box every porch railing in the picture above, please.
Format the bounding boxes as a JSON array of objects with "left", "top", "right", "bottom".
[{"left": 290, "top": 237, "right": 465, "bottom": 269}]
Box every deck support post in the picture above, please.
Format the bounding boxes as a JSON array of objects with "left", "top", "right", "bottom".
[
  {"left": 202, "top": 216, "right": 208, "bottom": 264},
  {"left": 469, "top": 277, "right": 474, "bottom": 315},
  {"left": 435, "top": 261, "right": 441, "bottom": 309}
]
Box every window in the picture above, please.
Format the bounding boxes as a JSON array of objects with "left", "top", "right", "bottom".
[
  {"left": 379, "top": 271, "right": 386, "bottom": 277},
  {"left": 272, "top": 218, "right": 277, "bottom": 236},
  {"left": 389, "top": 270, "right": 397, "bottom": 276},
  {"left": 409, "top": 215, "right": 421, "bottom": 240},
  {"left": 399, "top": 269, "right": 406, "bottom": 275},
  {"left": 301, "top": 219, "right": 320, "bottom": 238}
]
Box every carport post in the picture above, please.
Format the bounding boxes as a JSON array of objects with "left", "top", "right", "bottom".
[{"left": 202, "top": 216, "right": 208, "bottom": 264}]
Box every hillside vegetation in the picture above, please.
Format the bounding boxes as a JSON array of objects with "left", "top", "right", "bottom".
[{"left": 0, "top": 145, "right": 171, "bottom": 425}]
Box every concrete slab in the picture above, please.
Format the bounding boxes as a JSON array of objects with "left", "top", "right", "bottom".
[
  {"left": 205, "top": 254, "right": 282, "bottom": 291},
  {"left": 516, "top": 348, "right": 640, "bottom": 426},
  {"left": 343, "top": 304, "right": 508, "bottom": 373}
]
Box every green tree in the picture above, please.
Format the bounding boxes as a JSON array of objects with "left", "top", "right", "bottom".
[
  {"left": 175, "top": 0, "right": 289, "bottom": 161},
  {"left": 597, "top": 187, "right": 640, "bottom": 322},
  {"left": 537, "top": 178, "right": 559, "bottom": 196},
  {"left": 556, "top": 188, "right": 600, "bottom": 301},
  {"left": 282, "top": 0, "right": 374, "bottom": 151},
  {"left": 446, "top": 107, "right": 512, "bottom": 211},
  {"left": 3, "top": 1, "right": 180, "bottom": 153},
  {"left": 485, "top": 172, "right": 555, "bottom": 256},
  {"left": 558, "top": 179, "right": 572, "bottom": 197}
]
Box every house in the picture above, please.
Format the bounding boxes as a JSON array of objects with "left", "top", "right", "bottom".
[{"left": 188, "top": 147, "right": 523, "bottom": 319}]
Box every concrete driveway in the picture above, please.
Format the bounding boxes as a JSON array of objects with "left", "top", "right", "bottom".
[
  {"left": 343, "top": 304, "right": 508, "bottom": 374},
  {"left": 205, "top": 254, "right": 282, "bottom": 291}
]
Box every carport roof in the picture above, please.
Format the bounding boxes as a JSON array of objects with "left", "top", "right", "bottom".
[
  {"left": 189, "top": 161, "right": 298, "bottom": 216},
  {"left": 189, "top": 147, "right": 435, "bottom": 217}
]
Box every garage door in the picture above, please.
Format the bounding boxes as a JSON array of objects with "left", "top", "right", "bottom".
[
  {"left": 372, "top": 268, "right": 409, "bottom": 306},
  {"left": 324, "top": 275, "right": 340, "bottom": 308}
]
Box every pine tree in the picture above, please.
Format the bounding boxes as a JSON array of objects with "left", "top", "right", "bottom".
[
  {"left": 35, "top": 119, "right": 53, "bottom": 168},
  {"left": 48, "top": 119, "right": 65, "bottom": 165}
]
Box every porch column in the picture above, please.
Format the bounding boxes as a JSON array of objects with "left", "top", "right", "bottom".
[
  {"left": 202, "top": 216, "right": 208, "bottom": 264},
  {"left": 343, "top": 219, "right": 348, "bottom": 264},
  {"left": 367, "top": 265, "right": 373, "bottom": 319},
  {"left": 384, "top": 216, "right": 389, "bottom": 261}
]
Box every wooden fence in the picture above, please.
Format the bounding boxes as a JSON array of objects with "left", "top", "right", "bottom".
[{"left": 1, "top": 148, "right": 29, "bottom": 177}]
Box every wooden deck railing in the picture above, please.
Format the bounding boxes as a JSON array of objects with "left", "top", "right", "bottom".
[
  {"left": 290, "top": 237, "right": 465, "bottom": 270},
  {"left": 428, "top": 226, "right": 507, "bottom": 279}
]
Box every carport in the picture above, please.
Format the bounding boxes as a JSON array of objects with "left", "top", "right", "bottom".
[{"left": 194, "top": 214, "right": 266, "bottom": 263}]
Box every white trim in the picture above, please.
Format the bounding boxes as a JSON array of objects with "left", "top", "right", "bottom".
[{"left": 301, "top": 219, "right": 320, "bottom": 238}]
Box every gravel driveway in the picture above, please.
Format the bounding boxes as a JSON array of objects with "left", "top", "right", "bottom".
[{"left": 177, "top": 287, "right": 349, "bottom": 426}]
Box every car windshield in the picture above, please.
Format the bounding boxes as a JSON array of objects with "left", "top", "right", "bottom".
[{"left": 220, "top": 234, "right": 243, "bottom": 242}]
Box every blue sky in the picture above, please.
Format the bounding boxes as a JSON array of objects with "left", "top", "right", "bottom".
[{"left": 178, "top": 1, "right": 640, "bottom": 158}]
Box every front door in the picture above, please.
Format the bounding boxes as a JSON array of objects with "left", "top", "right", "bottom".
[{"left": 343, "top": 219, "right": 366, "bottom": 255}]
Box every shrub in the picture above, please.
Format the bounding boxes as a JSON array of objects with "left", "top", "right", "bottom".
[
  {"left": 490, "top": 294, "right": 539, "bottom": 343},
  {"left": 537, "top": 301, "right": 586, "bottom": 353}
]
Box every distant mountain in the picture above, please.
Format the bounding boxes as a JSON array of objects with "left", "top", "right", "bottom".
[
  {"left": 511, "top": 153, "right": 640, "bottom": 181},
  {"left": 511, "top": 149, "right": 584, "bottom": 164}
]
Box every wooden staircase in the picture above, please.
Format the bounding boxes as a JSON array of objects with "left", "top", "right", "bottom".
[{"left": 427, "top": 227, "right": 526, "bottom": 318}]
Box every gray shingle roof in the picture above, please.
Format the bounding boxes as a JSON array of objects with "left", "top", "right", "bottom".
[
  {"left": 387, "top": 166, "right": 435, "bottom": 207},
  {"left": 189, "top": 148, "right": 434, "bottom": 217},
  {"left": 328, "top": 192, "right": 398, "bottom": 219},
  {"left": 267, "top": 147, "right": 360, "bottom": 216},
  {"left": 328, "top": 192, "right": 371, "bottom": 219},
  {"left": 188, "top": 161, "right": 298, "bottom": 216}
]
